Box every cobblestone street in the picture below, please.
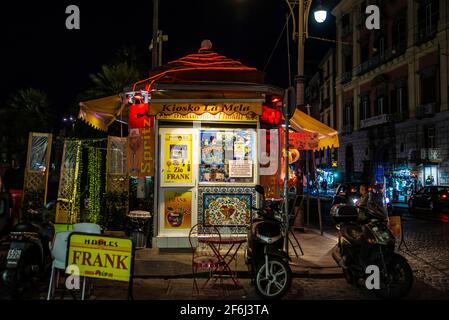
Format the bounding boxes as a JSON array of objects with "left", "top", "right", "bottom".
[
  {"left": 2, "top": 201, "right": 449, "bottom": 300},
  {"left": 397, "top": 212, "right": 449, "bottom": 294},
  {"left": 22, "top": 273, "right": 445, "bottom": 300}
]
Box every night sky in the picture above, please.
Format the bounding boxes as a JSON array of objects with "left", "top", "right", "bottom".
[{"left": 0, "top": 0, "right": 336, "bottom": 122}]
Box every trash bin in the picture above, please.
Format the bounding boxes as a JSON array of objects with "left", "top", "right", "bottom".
[{"left": 127, "top": 210, "right": 152, "bottom": 249}]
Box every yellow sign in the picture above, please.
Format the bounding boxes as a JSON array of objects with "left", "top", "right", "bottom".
[
  {"left": 128, "top": 126, "right": 155, "bottom": 177},
  {"left": 67, "top": 233, "right": 133, "bottom": 282},
  {"left": 164, "top": 134, "right": 192, "bottom": 183},
  {"left": 156, "top": 112, "right": 258, "bottom": 122},
  {"left": 149, "top": 102, "right": 262, "bottom": 116},
  {"left": 164, "top": 190, "right": 192, "bottom": 229}
]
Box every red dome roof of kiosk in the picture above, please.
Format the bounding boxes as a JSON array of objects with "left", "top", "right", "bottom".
[{"left": 133, "top": 40, "right": 265, "bottom": 90}]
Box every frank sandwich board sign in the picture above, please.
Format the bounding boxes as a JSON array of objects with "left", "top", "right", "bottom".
[{"left": 66, "top": 232, "right": 135, "bottom": 299}]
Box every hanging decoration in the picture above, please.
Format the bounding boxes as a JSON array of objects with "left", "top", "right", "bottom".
[{"left": 87, "top": 143, "right": 102, "bottom": 223}]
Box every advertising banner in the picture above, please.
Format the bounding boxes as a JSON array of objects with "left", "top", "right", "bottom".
[
  {"left": 163, "top": 190, "right": 192, "bottom": 229},
  {"left": 128, "top": 126, "right": 155, "bottom": 177},
  {"left": 67, "top": 233, "right": 133, "bottom": 282},
  {"left": 163, "top": 133, "right": 193, "bottom": 184},
  {"left": 282, "top": 130, "right": 319, "bottom": 150}
]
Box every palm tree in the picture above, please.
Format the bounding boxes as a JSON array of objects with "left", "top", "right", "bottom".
[
  {"left": 4, "top": 88, "right": 53, "bottom": 158},
  {"left": 84, "top": 62, "right": 141, "bottom": 99},
  {"left": 7, "top": 88, "right": 53, "bottom": 130}
]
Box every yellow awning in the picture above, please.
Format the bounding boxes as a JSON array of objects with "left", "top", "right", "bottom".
[
  {"left": 78, "top": 95, "right": 124, "bottom": 131},
  {"left": 289, "top": 109, "right": 340, "bottom": 150}
]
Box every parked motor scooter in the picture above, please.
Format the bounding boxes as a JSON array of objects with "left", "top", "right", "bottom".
[
  {"left": 245, "top": 185, "right": 292, "bottom": 299},
  {"left": 2, "top": 200, "right": 57, "bottom": 298},
  {"left": 330, "top": 193, "right": 413, "bottom": 299}
]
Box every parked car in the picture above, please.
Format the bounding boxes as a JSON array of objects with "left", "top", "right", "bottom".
[{"left": 408, "top": 186, "right": 449, "bottom": 213}]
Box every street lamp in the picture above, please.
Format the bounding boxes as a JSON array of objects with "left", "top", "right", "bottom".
[
  {"left": 290, "top": 0, "right": 329, "bottom": 108},
  {"left": 313, "top": 4, "right": 327, "bottom": 23},
  {"left": 285, "top": 0, "right": 328, "bottom": 238}
]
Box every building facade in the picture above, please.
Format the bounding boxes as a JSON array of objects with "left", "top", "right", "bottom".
[
  {"left": 306, "top": 48, "right": 338, "bottom": 168},
  {"left": 332, "top": 0, "right": 449, "bottom": 198},
  {"left": 305, "top": 49, "right": 339, "bottom": 189}
]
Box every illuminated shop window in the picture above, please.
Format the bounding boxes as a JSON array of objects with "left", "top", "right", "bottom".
[{"left": 199, "top": 129, "right": 256, "bottom": 184}]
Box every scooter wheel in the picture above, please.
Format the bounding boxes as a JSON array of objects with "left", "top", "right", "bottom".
[
  {"left": 2, "top": 270, "right": 22, "bottom": 299},
  {"left": 254, "top": 257, "right": 292, "bottom": 300},
  {"left": 375, "top": 254, "right": 414, "bottom": 299}
]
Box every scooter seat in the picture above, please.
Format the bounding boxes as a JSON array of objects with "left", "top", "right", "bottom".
[{"left": 13, "top": 222, "right": 38, "bottom": 233}]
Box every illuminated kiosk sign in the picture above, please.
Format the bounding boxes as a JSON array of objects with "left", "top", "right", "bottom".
[
  {"left": 149, "top": 102, "right": 262, "bottom": 122},
  {"left": 67, "top": 233, "right": 135, "bottom": 299}
]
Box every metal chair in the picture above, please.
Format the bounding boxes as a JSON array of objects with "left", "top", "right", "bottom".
[{"left": 189, "top": 224, "right": 226, "bottom": 295}]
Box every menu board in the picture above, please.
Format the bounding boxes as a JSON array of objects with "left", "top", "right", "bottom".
[
  {"left": 229, "top": 160, "right": 253, "bottom": 178},
  {"left": 163, "top": 133, "right": 192, "bottom": 184}
]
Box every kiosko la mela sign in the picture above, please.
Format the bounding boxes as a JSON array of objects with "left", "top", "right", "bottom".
[
  {"left": 149, "top": 102, "right": 262, "bottom": 121},
  {"left": 67, "top": 233, "right": 133, "bottom": 282}
]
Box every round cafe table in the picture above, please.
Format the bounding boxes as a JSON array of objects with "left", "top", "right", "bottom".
[{"left": 198, "top": 235, "right": 247, "bottom": 288}]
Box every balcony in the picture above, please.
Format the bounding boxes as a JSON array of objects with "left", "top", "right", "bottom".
[
  {"left": 421, "top": 148, "right": 444, "bottom": 162},
  {"left": 353, "top": 43, "right": 406, "bottom": 77},
  {"left": 416, "top": 102, "right": 438, "bottom": 119},
  {"left": 341, "top": 71, "right": 352, "bottom": 84},
  {"left": 353, "top": 55, "right": 380, "bottom": 76},
  {"left": 360, "top": 114, "right": 391, "bottom": 129},
  {"left": 391, "top": 41, "right": 407, "bottom": 56}
]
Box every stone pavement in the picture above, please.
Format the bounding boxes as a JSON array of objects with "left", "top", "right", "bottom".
[
  {"left": 132, "top": 229, "right": 341, "bottom": 278},
  {"left": 34, "top": 272, "right": 446, "bottom": 300},
  {"left": 40, "top": 224, "right": 449, "bottom": 300},
  {"left": 3, "top": 221, "right": 449, "bottom": 300}
]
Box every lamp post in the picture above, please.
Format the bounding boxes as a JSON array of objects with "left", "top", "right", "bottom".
[
  {"left": 291, "top": 0, "right": 327, "bottom": 110},
  {"left": 152, "top": 0, "right": 159, "bottom": 69},
  {"left": 285, "top": 0, "right": 327, "bottom": 236}
]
